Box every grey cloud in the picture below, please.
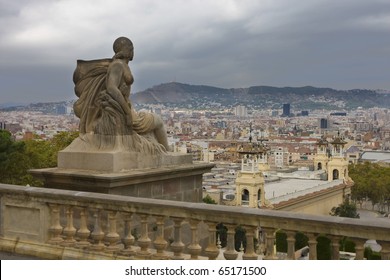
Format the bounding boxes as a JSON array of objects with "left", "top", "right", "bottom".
[{"left": 1, "top": 0, "right": 390, "bottom": 104}]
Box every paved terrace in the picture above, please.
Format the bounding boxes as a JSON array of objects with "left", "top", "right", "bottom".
[{"left": 0, "top": 183, "right": 389, "bottom": 260}]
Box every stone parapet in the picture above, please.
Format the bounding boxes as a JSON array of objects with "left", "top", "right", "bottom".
[{"left": 1, "top": 183, "right": 390, "bottom": 260}]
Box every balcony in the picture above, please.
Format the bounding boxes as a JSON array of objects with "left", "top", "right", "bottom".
[{"left": 0, "top": 183, "right": 389, "bottom": 260}]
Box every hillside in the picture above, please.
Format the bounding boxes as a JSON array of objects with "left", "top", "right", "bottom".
[
  {"left": 2, "top": 82, "right": 389, "bottom": 112},
  {"left": 132, "top": 82, "right": 390, "bottom": 110}
]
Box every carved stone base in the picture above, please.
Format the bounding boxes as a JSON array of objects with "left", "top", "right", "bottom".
[
  {"left": 58, "top": 150, "right": 193, "bottom": 172},
  {"left": 30, "top": 133, "right": 214, "bottom": 202},
  {"left": 30, "top": 162, "right": 214, "bottom": 203}
]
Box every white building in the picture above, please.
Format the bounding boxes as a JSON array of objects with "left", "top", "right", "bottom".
[{"left": 234, "top": 105, "right": 248, "bottom": 117}]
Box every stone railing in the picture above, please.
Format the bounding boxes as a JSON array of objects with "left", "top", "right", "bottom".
[{"left": 0, "top": 183, "right": 389, "bottom": 260}]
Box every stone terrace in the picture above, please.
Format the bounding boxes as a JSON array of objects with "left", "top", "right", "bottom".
[{"left": 0, "top": 183, "right": 389, "bottom": 260}]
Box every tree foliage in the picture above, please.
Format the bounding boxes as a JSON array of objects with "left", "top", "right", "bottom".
[
  {"left": 349, "top": 162, "right": 390, "bottom": 212},
  {"left": 275, "top": 231, "right": 287, "bottom": 253},
  {"left": 0, "top": 130, "right": 31, "bottom": 185},
  {"left": 330, "top": 198, "right": 360, "bottom": 218},
  {"left": 316, "top": 235, "right": 331, "bottom": 260},
  {"left": 202, "top": 194, "right": 217, "bottom": 204},
  {"left": 0, "top": 130, "right": 78, "bottom": 186}
]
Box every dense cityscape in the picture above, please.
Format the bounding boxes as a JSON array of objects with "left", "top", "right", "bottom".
[
  {"left": 2, "top": 97, "right": 390, "bottom": 162},
  {"left": 1, "top": 87, "right": 390, "bottom": 261}
]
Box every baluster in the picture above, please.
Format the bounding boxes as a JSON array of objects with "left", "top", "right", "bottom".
[
  {"left": 48, "top": 204, "right": 63, "bottom": 245},
  {"left": 351, "top": 238, "right": 365, "bottom": 260},
  {"left": 188, "top": 219, "right": 202, "bottom": 260},
  {"left": 106, "top": 211, "right": 120, "bottom": 252},
  {"left": 122, "top": 212, "right": 136, "bottom": 257},
  {"left": 170, "top": 217, "right": 185, "bottom": 260},
  {"left": 263, "top": 227, "right": 277, "bottom": 260},
  {"left": 217, "top": 234, "right": 222, "bottom": 250},
  {"left": 330, "top": 235, "right": 341, "bottom": 260},
  {"left": 90, "top": 210, "right": 105, "bottom": 250},
  {"left": 153, "top": 215, "right": 168, "bottom": 259},
  {"left": 223, "top": 224, "right": 238, "bottom": 260},
  {"left": 243, "top": 226, "right": 258, "bottom": 260},
  {"left": 76, "top": 207, "right": 90, "bottom": 248},
  {"left": 286, "top": 231, "right": 296, "bottom": 260},
  {"left": 62, "top": 206, "right": 77, "bottom": 246},
  {"left": 307, "top": 233, "right": 318, "bottom": 260},
  {"left": 137, "top": 214, "right": 152, "bottom": 258},
  {"left": 204, "top": 222, "right": 219, "bottom": 260},
  {"left": 239, "top": 242, "right": 244, "bottom": 254},
  {"left": 257, "top": 228, "right": 266, "bottom": 258}
]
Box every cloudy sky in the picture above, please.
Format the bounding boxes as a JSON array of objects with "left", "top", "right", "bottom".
[{"left": 1, "top": 0, "right": 390, "bottom": 104}]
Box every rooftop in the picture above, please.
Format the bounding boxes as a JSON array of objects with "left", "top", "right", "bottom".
[
  {"left": 360, "top": 151, "right": 390, "bottom": 163},
  {"left": 266, "top": 179, "right": 343, "bottom": 204}
]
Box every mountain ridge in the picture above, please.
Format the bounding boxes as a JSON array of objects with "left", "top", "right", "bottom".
[
  {"left": 132, "top": 82, "right": 390, "bottom": 109},
  {"left": 2, "top": 82, "right": 389, "bottom": 111}
]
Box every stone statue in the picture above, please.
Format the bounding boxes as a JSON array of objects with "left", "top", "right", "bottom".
[{"left": 70, "top": 37, "right": 169, "bottom": 154}]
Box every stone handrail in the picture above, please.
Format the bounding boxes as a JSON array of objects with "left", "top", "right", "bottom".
[{"left": 0, "top": 183, "right": 389, "bottom": 260}]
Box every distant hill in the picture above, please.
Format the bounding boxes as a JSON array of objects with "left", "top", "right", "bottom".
[
  {"left": 0, "top": 102, "right": 26, "bottom": 109},
  {"left": 2, "top": 82, "right": 389, "bottom": 112},
  {"left": 0, "top": 101, "right": 72, "bottom": 114},
  {"left": 133, "top": 82, "right": 390, "bottom": 109}
]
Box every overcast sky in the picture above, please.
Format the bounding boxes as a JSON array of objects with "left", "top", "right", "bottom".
[{"left": 1, "top": 0, "right": 390, "bottom": 104}]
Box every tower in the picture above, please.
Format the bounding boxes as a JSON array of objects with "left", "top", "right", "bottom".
[
  {"left": 320, "top": 118, "right": 328, "bottom": 129},
  {"left": 235, "top": 129, "right": 265, "bottom": 208},
  {"left": 257, "top": 137, "right": 270, "bottom": 172},
  {"left": 313, "top": 136, "right": 329, "bottom": 172},
  {"left": 327, "top": 133, "right": 349, "bottom": 182},
  {"left": 282, "top": 103, "right": 290, "bottom": 117}
]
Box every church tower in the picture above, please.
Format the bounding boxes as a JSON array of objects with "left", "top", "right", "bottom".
[
  {"left": 257, "top": 138, "right": 270, "bottom": 172},
  {"left": 314, "top": 136, "right": 329, "bottom": 172},
  {"left": 235, "top": 127, "right": 265, "bottom": 208},
  {"left": 327, "top": 133, "right": 349, "bottom": 182}
]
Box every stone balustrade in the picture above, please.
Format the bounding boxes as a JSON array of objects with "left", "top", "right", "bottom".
[{"left": 0, "top": 183, "right": 389, "bottom": 260}]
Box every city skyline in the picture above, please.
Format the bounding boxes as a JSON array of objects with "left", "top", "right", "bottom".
[{"left": 1, "top": 0, "right": 390, "bottom": 104}]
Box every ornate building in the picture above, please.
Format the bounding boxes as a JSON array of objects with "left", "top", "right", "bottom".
[
  {"left": 313, "top": 134, "right": 350, "bottom": 182},
  {"left": 313, "top": 136, "right": 329, "bottom": 172},
  {"left": 235, "top": 141, "right": 266, "bottom": 208},
  {"left": 327, "top": 134, "right": 349, "bottom": 182}
]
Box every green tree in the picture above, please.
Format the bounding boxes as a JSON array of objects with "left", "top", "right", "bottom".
[
  {"left": 364, "top": 247, "right": 382, "bottom": 260},
  {"left": 316, "top": 235, "right": 331, "bottom": 260},
  {"left": 295, "top": 232, "right": 308, "bottom": 251},
  {"left": 25, "top": 139, "right": 56, "bottom": 168},
  {"left": 0, "top": 130, "right": 79, "bottom": 186},
  {"left": 339, "top": 237, "right": 355, "bottom": 253},
  {"left": 216, "top": 223, "right": 227, "bottom": 248},
  {"left": 51, "top": 131, "right": 79, "bottom": 150},
  {"left": 330, "top": 198, "right": 360, "bottom": 218},
  {"left": 349, "top": 163, "right": 370, "bottom": 207},
  {"left": 234, "top": 226, "right": 247, "bottom": 252},
  {"left": 0, "top": 130, "right": 32, "bottom": 185},
  {"left": 349, "top": 162, "right": 390, "bottom": 212},
  {"left": 202, "top": 194, "right": 217, "bottom": 204},
  {"left": 24, "top": 131, "right": 79, "bottom": 168},
  {"left": 275, "top": 231, "right": 287, "bottom": 253}
]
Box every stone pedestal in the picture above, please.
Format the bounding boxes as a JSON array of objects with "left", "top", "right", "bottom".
[
  {"left": 30, "top": 151, "right": 214, "bottom": 203},
  {"left": 58, "top": 150, "right": 193, "bottom": 172}
]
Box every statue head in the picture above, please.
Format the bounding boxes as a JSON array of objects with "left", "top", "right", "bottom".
[{"left": 113, "top": 37, "right": 133, "bottom": 60}]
